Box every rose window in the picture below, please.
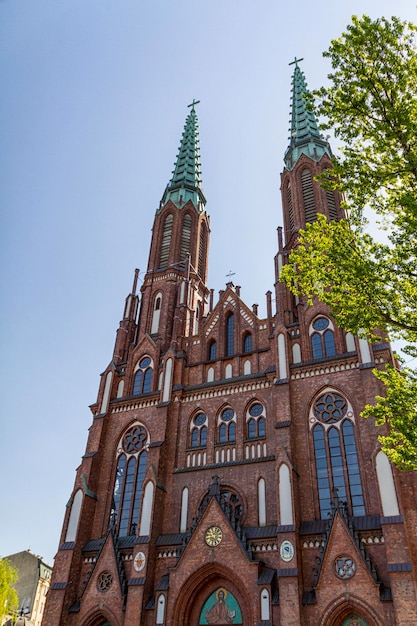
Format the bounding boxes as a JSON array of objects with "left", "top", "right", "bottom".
[
  {"left": 97, "top": 571, "right": 113, "bottom": 592},
  {"left": 313, "top": 392, "right": 347, "bottom": 424},
  {"left": 123, "top": 425, "right": 147, "bottom": 454},
  {"left": 334, "top": 556, "right": 356, "bottom": 580}
]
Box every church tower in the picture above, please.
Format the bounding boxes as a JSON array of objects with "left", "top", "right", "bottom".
[{"left": 43, "top": 68, "right": 417, "bottom": 626}]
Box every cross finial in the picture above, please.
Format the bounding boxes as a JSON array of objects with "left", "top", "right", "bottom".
[
  {"left": 187, "top": 98, "right": 200, "bottom": 111},
  {"left": 226, "top": 270, "right": 236, "bottom": 279},
  {"left": 289, "top": 56, "right": 304, "bottom": 67}
]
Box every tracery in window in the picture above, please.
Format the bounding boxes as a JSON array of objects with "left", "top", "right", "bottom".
[
  {"left": 218, "top": 407, "right": 236, "bottom": 444},
  {"left": 311, "top": 390, "right": 365, "bottom": 519},
  {"left": 112, "top": 423, "right": 149, "bottom": 537},
  {"left": 246, "top": 402, "right": 266, "bottom": 439},
  {"left": 310, "top": 317, "right": 336, "bottom": 359},
  {"left": 190, "top": 412, "right": 207, "bottom": 448},
  {"left": 133, "top": 356, "right": 153, "bottom": 395}
]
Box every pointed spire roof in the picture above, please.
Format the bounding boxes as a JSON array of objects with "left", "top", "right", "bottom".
[
  {"left": 284, "top": 59, "right": 332, "bottom": 170},
  {"left": 161, "top": 100, "right": 206, "bottom": 212}
]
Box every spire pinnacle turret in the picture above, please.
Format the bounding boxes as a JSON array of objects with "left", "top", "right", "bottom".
[
  {"left": 161, "top": 102, "right": 206, "bottom": 212},
  {"left": 284, "top": 61, "right": 332, "bottom": 170}
]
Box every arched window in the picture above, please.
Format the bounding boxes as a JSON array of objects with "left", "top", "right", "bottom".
[
  {"left": 261, "top": 588, "right": 270, "bottom": 620},
  {"left": 279, "top": 464, "right": 293, "bottom": 525},
  {"left": 258, "top": 477, "right": 266, "bottom": 526},
  {"left": 133, "top": 357, "right": 153, "bottom": 395},
  {"left": 194, "top": 304, "right": 200, "bottom": 335},
  {"left": 225, "top": 313, "right": 234, "bottom": 356},
  {"left": 208, "top": 340, "right": 217, "bottom": 361},
  {"left": 327, "top": 189, "right": 338, "bottom": 221},
  {"left": 180, "top": 214, "right": 192, "bottom": 264},
  {"left": 112, "top": 424, "right": 149, "bottom": 537},
  {"left": 156, "top": 594, "right": 166, "bottom": 624},
  {"left": 311, "top": 390, "right": 365, "bottom": 519},
  {"left": 218, "top": 407, "right": 236, "bottom": 444},
  {"left": 180, "top": 487, "right": 189, "bottom": 533},
  {"left": 292, "top": 343, "right": 301, "bottom": 364},
  {"left": 376, "top": 451, "right": 400, "bottom": 516},
  {"left": 151, "top": 293, "right": 162, "bottom": 334},
  {"left": 159, "top": 214, "right": 173, "bottom": 269},
  {"left": 301, "top": 168, "right": 316, "bottom": 223},
  {"left": 310, "top": 317, "right": 336, "bottom": 359},
  {"left": 243, "top": 333, "right": 252, "bottom": 353},
  {"left": 246, "top": 402, "right": 266, "bottom": 439},
  {"left": 287, "top": 181, "right": 294, "bottom": 233},
  {"left": 190, "top": 412, "right": 207, "bottom": 448},
  {"left": 65, "top": 489, "right": 83, "bottom": 543},
  {"left": 198, "top": 223, "right": 207, "bottom": 279}
]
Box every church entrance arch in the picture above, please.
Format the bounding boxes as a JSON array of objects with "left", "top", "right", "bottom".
[
  {"left": 82, "top": 611, "right": 118, "bottom": 626},
  {"left": 318, "top": 594, "right": 382, "bottom": 626},
  {"left": 172, "top": 563, "right": 251, "bottom": 626}
]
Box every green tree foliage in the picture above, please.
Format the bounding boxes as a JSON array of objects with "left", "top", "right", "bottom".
[
  {"left": 281, "top": 15, "right": 417, "bottom": 470},
  {"left": 0, "top": 558, "right": 19, "bottom": 621}
]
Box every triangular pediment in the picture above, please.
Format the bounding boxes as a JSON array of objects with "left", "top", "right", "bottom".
[
  {"left": 173, "top": 496, "right": 255, "bottom": 572},
  {"left": 204, "top": 285, "right": 260, "bottom": 339},
  {"left": 315, "top": 512, "right": 380, "bottom": 595},
  {"left": 79, "top": 531, "right": 126, "bottom": 608}
]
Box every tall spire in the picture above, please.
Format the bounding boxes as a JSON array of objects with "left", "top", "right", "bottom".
[
  {"left": 284, "top": 60, "right": 332, "bottom": 170},
  {"left": 161, "top": 101, "right": 206, "bottom": 212}
]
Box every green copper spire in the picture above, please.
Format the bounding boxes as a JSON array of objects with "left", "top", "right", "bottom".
[
  {"left": 284, "top": 60, "right": 332, "bottom": 170},
  {"left": 161, "top": 100, "right": 206, "bottom": 212}
]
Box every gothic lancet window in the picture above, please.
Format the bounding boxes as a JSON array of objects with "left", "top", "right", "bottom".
[
  {"left": 151, "top": 293, "right": 162, "bottom": 334},
  {"left": 225, "top": 313, "right": 234, "bottom": 356},
  {"left": 301, "top": 168, "right": 316, "bottom": 223},
  {"left": 112, "top": 424, "right": 149, "bottom": 536},
  {"left": 133, "top": 357, "right": 153, "bottom": 395},
  {"left": 159, "top": 214, "right": 173, "bottom": 269},
  {"left": 243, "top": 332, "right": 252, "bottom": 353},
  {"left": 218, "top": 407, "right": 236, "bottom": 444},
  {"left": 310, "top": 317, "right": 336, "bottom": 359},
  {"left": 208, "top": 339, "right": 217, "bottom": 361},
  {"left": 311, "top": 390, "right": 365, "bottom": 519},
  {"left": 190, "top": 412, "right": 207, "bottom": 448},
  {"left": 246, "top": 402, "right": 266, "bottom": 439}
]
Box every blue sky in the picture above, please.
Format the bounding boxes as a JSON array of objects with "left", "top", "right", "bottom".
[{"left": 1, "top": 0, "right": 415, "bottom": 566}]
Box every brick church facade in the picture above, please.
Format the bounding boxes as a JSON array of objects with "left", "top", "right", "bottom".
[{"left": 43, "top": 64, "right": 417, "bottom": 626}]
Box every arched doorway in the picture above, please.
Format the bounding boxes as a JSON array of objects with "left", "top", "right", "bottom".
[
  {"left": 173, "top": 564, "right": 252, "bottom": 626},
  {"left": 319, "top": 594, "right": 382, "bottom": 626}
]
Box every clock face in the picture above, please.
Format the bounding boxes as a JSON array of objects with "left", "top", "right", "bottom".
[
  {"left": 133, "top": 551, "right": 146, "bottom": 572},
  {"left": 205, "top": 526, "right": 223, "bottom": 547},
  {"left": 280, "top": 540, "right": 294, "bottom": 562}
]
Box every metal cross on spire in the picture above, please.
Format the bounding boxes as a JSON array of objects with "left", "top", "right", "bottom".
[
  {"left": 188, "top": 99, "right": 200, "bottom": 111},
  {"left": 289, "top": 56, "right": 304, "bottom": 67}
]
